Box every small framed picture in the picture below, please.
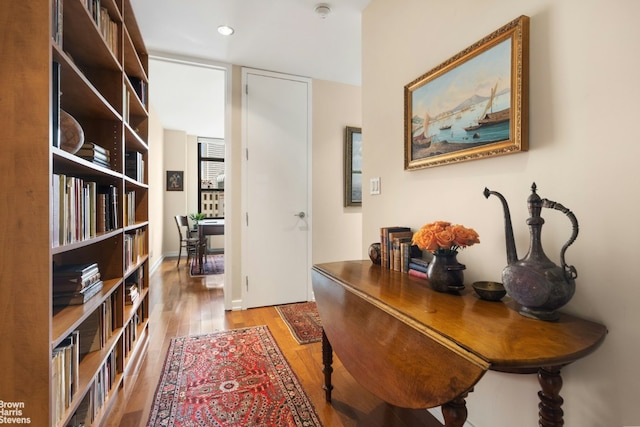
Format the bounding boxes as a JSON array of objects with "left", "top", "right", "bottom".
[
  {"left": 344, "top": 126, "right": 362, "bottom": 206},
  {"left": 166, "top": 170, "right": 184, "bottom": 191}
]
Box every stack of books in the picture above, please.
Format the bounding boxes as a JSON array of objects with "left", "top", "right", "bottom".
[
  {"left": 125, "top": 283, "right": 139, "bottom": 305},
  {"left": 408, "top": 257, "right": 430, "bottom": 280},
  {"left": 124, "top": 267, "right": 144, "bottom": 305},
  {"left": 53, "top": 262, "right": 103, "bottom": 307},
  {"left": 379, "top": 226, "right": 423, "bottom": 272},
  {"left": 77, "top": 142, "right": 111, "bottom": 169}
]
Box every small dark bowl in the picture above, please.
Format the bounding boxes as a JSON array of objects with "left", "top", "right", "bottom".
[{"left": 472, "top": 281, "right": 506, "bottom": 301}]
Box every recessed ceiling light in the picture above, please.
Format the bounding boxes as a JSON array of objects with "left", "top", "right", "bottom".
[{"left": 217, "top": 25, "right": 235, "bottom": 36}]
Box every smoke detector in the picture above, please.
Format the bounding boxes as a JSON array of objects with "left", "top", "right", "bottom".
[{"left": 314, "top": 3, "right": 331, "bottom": 18}]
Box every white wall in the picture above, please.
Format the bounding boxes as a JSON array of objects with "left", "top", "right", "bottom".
[
  {"left": 161, "top": 129, "right": 188, "bottom": 257},
  {"left": 312, "top": 79, "right": 363, "bottom": 264},
  {"left": 148, "top": 107, "right": 164, "bottom": 271},
  {"left": 362, "top": 1, "right": 640, "bottom": 426}
]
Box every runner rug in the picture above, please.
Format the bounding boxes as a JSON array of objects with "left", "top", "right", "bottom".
[
  {"left": 190, "top": 254, "right": 224, "bottom": 277},
  {"left": 275, "top": 302, "right": 323, "bottom": 345},
  {"left": 147, "top": 325, "right": 322, "bottom": 427}
]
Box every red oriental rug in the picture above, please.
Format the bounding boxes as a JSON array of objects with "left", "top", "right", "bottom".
[
  {"left": 275, "top": 302, "right": 323, "bottom": 345},
  {"left": 147, "top": 325, "right": 322, "bottom": 427},
  {"left": 190, "top": 254, "right": 224, "bottom": 277}
]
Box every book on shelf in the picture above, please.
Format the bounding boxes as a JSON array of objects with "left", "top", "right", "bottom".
[
  {"left": 124, "top": 190, "right": 136, "bottom": 226},
  {"left": 97, "top": 185, "right": 118, "bottom": 231},
  {"left": 77, "top": 148, "right": 110, "bottom": 161},
  {"left": 125, "top": 151, "right": 144, "bottom": 182},
  {"left": 77, "top": 143, "right": 111, "bottom": 168},
  {"left": 67, "top": 345, "right": 117, "bottom": 426},
  {"left": 123, "top": 86, "right": 130, "bottom": 124},
  {"left": 52, "top": 173, "right": 61, "bottom": 247},
  {"left": 98, "top": 7, "right": 119, "bottom": 57},
  {"left": 124, "top": 228, "right": 147, "bottom": 270},
  {"left": 52, "top": 280, "right": 103, "bottom": 306},
  {"left": 128, "top": 75, "right": 148, "bottom": 106},
  {"left": 52, "top": 331, "right": 79, "bottom": 426},
  {"left": 52, "top": 330, "right": 79, "bottom": 424},
  {"left": 51, "top": 0, "right": 63, "bottom": 47},
  {"left": 125, "top": 283, "right": 139, "bottom": 305},
  {"left": 53, "top": 271, "right": 102, "bottom": 293},
  {"left": 77, "top": 310, "right": 103, "bottom": 360},
  {"left": 53, "top": 176, "right": 99, "bottom": 244},
  {"left": 52, "top": 61, "right": 61, "bottom": 148},
  {"left": 54, "top": 262, "right": 99, "bottom": 277},
  {"left": 80, "top": 142, "right": 109, "bottom": 155}
]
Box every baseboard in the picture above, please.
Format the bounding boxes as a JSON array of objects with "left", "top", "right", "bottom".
[{"left": 150, "top": 256, "right": 164, "bottom": 275}]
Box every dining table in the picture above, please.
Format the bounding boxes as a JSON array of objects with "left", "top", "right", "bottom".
[{"left": 196, "top": 219, "right": 224, "bottom": 273}]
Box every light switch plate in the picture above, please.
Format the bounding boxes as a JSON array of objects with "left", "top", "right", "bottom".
[{"left": 370, "top": 177, "right": 381, "bottom": 195}]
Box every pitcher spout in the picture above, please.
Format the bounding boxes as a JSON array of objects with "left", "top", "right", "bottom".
[{"left": 483, "top": 187, "right": 518, "bottom": 264}]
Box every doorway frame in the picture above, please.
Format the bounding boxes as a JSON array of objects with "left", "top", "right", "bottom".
[
  {"left": 149, "top": 53, "right": 234, "bottom": 310},
  {"left": 240, "top": 67, "right": 313, "bottom": 309}
]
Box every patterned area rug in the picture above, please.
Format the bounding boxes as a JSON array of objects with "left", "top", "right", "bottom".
[
  {"left": 190, "top": 254, "right": 224, "bottom": 277},
  {"left": 275, "top": 302, "right": 323, "bottom": 344},
  {"left": 147, "top": 325, "right": 323, "bottom": 427}
]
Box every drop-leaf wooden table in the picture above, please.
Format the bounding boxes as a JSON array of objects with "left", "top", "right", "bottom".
[{"left": 311, "top": 261, "right": 607, "bottom": 427}]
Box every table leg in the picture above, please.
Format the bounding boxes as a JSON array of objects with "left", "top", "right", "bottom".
[
  {"left": 441, "top": 391, "right": 470, "bottom": 427},
  {"left": 538, "top": 366, "right": 564, "bottom": 427},
  {"left": 198, "top": 234, "right": 205, "bottom": 274},
  {"left": 322, "top": 329, "right": 333, "bottom": 402}
]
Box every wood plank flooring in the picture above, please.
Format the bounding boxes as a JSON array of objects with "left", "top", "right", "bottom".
[{"left": 106, "top": 258, "right": 442, "bottom": 427}]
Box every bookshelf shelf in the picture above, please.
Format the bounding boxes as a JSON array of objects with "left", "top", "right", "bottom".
[
  {"left": 0, "top": 0, "right": 149, "bottom": 425},
  {"left": 53, "top": 147, "right": 122, "bottom": 179},
  {"left": 52, "top": 278, "right": 122, "bottom": 347},
  {"left": 124, "top": 122, "right": 149, "bottom": 150}
]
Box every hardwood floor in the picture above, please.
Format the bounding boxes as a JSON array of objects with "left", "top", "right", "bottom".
[{"left": 107, "top": 258, "right": 442, "bottom": 427}]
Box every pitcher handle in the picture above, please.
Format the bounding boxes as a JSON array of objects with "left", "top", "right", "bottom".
[
  {"left": 447, "top": 263, "right": 466, "bottom": 271},
  {"left": 542, "top": 198, "right": 579, "bottom": 280}
]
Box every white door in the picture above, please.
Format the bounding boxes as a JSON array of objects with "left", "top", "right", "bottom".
[{"left": 242, "top": 69, "right": 311, "bottom": 308}]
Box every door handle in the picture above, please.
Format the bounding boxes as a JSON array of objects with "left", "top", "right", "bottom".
[{"left": 294, "top": 211, "right": 306, "bottom": 219}]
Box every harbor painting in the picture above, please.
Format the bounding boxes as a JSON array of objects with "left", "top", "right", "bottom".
[{"left": 404, "top": 16, "right": 529, "bottom": 170}]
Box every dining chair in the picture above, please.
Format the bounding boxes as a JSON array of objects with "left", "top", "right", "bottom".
[{"left": 174, "top": 215, "right": 200, "bottom": 267}]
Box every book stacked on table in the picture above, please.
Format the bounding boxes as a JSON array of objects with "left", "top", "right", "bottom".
[
  {"left": 53, "top": 262, "right": 103, "bottom": 307},
  {"left": 77, "top": 142, "right": 111, "bottom": 169},
  {"left": 408, "top": 257, "right": 430, "bottom": 280}
]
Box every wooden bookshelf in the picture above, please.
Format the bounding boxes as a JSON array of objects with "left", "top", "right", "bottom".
[{"left": 0, "top": 0, "right": 149, "bottom": 425}]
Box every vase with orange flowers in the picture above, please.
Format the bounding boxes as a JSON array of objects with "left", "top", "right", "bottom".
[{"left": 412, "top": 221, "right": 480, "bottom": 293}]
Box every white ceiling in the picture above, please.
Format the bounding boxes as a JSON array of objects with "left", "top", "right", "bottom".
[{"left": 130, "top": 0, "right": 370, "bottom": 137}]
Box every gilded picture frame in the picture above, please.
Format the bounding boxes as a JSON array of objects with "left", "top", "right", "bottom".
[
  {"left": 344, "top": 126, "right": 362, "bottom": 206},
  {"left": 404, "top": 15, "right": 529, "bottom": 170}
]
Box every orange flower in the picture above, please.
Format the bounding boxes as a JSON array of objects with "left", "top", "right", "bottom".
[
  {"left": 451, "top": 224, "right": 480, "bottom": 247},
  {"left": 412, "top": 221, "right": 480, "bottom": 254}
]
